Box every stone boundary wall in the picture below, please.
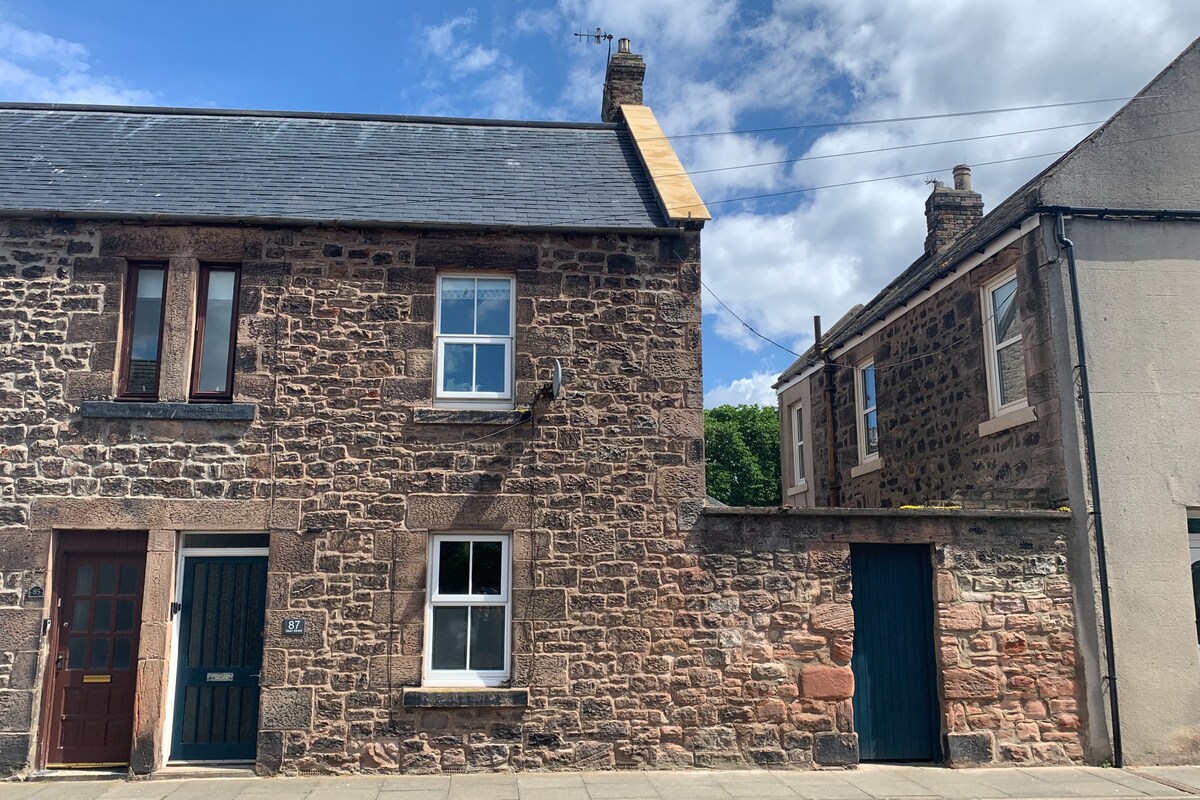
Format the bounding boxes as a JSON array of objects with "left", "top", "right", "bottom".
[{"left": 702, "top": 507, "right": 1083, "bottom": 767}]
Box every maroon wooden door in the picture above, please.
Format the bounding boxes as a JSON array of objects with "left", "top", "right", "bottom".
[{"left": 44, "top": 550, "right": 146, "bottom": 767}]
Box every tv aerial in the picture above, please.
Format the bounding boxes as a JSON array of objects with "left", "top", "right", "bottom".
[{"left": 574, "top": 27, "right": 615, "bottom": 60}]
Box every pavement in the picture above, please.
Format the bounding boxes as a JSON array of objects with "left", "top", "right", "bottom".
[{"left": 6, "top": 764, "right": 1200, "bottom": 800}]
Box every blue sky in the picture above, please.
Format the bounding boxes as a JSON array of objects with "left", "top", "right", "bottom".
[{"left": 4, "top": 1, "right": 1200, "bottom": 406}]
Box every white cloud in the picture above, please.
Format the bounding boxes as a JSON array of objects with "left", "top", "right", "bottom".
[
  {"left": 419, "top": 12, "right": 539, "bottom": 118},
  {"left": 0, "top": 21, "right": 153, "bottom": 104},
  {"left": 704, "top": 371, "right": 780, "bottom": 408},
  {"left": 514, "top": 8, "right": 559, "bottom": 35},
  {"left": 669, "top": 0, "right": 1200, "bottom": 381}
]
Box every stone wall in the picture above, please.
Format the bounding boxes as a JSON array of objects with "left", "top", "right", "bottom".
[
  {"left": 0, "top": 218, "right": 706, "bottom": 774},
  {"left": 702, "top": 508, "right": 1084, "bottom": 767},
  {"left": 809, "top": 228, "right": 1067, "bottom": 509}
]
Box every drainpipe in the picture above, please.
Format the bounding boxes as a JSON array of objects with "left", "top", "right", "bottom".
[
  {"left": 1055, "top": 212, "right": 1123, "bottom": 768},
  {"left": 815, "top": 316, "right": 841, "bottom": 507}
]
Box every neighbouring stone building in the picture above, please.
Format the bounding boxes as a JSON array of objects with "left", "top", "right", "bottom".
[{"left": 776, "top": 37, "right": 1200, "bottom": 766}]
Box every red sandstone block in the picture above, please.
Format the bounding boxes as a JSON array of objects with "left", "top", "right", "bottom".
[
  {"left": 1037, "top": 676, "right": 1076, "bottom": 698},
  {"left": 799, "top": 665, "right": 855, "bottom": 700},
  {"left": 943, "top": 667, "right": 1001, "bottom": 699},
  {"left": 940, "top": 603, "right": 983, "bottom": 632},
  {"left": 809, "top": 603, "right": 854, "bottom": 633}
]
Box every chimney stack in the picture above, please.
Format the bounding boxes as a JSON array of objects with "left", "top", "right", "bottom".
[
  {"left": 601, "top": 38, "right": 645, "bottom": 123},
  {"left": 924, "top": 164, "right": 983, "bottom": 255}
]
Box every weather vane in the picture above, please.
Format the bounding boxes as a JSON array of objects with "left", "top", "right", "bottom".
[{"left": 574, "top": 27, "right": 615, "bottom": 60}]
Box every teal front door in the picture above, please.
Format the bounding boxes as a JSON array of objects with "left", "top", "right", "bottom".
[
  {"left": 850, "top": 543, "right": 942, "bottom": 762},
  {"left": 171, "top": 556, "right": 267, "bottom": 761}
]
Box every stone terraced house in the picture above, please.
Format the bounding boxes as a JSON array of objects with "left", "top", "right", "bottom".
[
  {"left": 1, "top": 40, "right": 1094, "bottom": 777},
  {"left": 775, "top": 37, "right": 1200, "bottom": 766}
]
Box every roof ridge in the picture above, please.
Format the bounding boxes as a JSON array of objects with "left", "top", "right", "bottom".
[{"left": 0, "top": 101, "right": 619, "bottom": 131}]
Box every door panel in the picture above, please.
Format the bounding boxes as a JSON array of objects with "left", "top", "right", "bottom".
[
  {"left": 850, "top": 543, "right": 942, "bottom": 762},
  {"left": 171, "top": 557, "right": 267, "bottom": 761},
  {"left": 45, "top": 552, "right": 145, "bottom": 766}
]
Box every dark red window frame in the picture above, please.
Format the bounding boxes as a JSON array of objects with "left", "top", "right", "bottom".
[
  {"left": 189, "top": 263, "right": 241, "bottom": 403},
  {"left": 117, "top": 262, "right": 168, "bottom": 401}
]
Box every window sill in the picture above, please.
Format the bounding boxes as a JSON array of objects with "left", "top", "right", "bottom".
[
  {"left": 786, "top": 480, "right": 809, "bottom": 497},
  {"left": 978, "top": 404, "right": 1037, "bottom": 437},
  {"left": 850, "top": 458, "right": 883, "bottom": 479},
  {"left": 80, "top": 401, "right": 256, "bottom": 421},
  {"left": 401, "top": 688, "right": 528, "bottom": 708},
  {"left": 414, "top": 408, "right": 531, "bottom": 425}
]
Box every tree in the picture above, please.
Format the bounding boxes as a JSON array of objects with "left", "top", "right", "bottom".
[{"left": 704, "top": 404, "right": 782, "bottom": 506}]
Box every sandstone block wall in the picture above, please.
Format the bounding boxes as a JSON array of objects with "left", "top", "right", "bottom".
[
  {"left": 0, "top": 218, "right": 706, "bottom": 774},
  {"left": 809, "top": 229, "right": 1067, "bottom": 509},
  {"left": 703, "top": 509, "right": 1084, "bottom": 767},
  {"left": 0, "top": 219, "right": 1084, "bottom": 775}
]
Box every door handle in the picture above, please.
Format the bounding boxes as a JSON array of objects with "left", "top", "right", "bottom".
[{"left": 55, "top": 653, "right": 63, "bottom": 672}]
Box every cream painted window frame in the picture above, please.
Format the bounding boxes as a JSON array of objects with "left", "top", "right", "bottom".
[
  {"left": 434, "top": 274, "right": 516, "bottom": 408},
  {"left": 855, "top": 359, "right": 879, "bottom": 464},
  {"left": 790, "top": 402, "right": 806, "bottom": 489},
  {"left": 424, "top": 533, "right": 512, "bottom": 688},
  {"left": 981, "top": 269, "right": 1028, "bottom": 418}
]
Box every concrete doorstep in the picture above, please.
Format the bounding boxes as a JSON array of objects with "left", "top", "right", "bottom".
[{"left": 2, "top": 765, "right": 1200, "bottom": 800}]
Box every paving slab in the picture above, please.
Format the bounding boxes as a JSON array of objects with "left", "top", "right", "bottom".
[{"left": 4, "top": 764, "right": 1200, "bottom": 800}]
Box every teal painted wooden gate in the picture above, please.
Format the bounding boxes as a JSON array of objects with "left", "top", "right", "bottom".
[
  {"left": 172, "top": 556, "right": 267, "bottom": 761},
  {"left": 850, "top": 543, "right": 942, "bottom": 762}
]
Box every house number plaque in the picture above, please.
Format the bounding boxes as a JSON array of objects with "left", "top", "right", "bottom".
[{"left": 282, "top": 618, "right": 306, "bottom": 636}]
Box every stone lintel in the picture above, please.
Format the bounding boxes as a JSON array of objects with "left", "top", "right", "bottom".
[
  {"left": 413, "top": 408, "right": 531, "bottom": 426},
  {"left": 30, "top": 497, "right": 300, "bottom": 532},
  {"left": 406, "top": 494, "right": 533, "bottom": 532},
  {"left": 401, "top": 688, "right": 529, "bottom": 709},
  {"left": 415, "top": 240, "right": 538, "bottom": 271},
  {"left": 80, "top": 401, "right": 257, "bottom": 421}
]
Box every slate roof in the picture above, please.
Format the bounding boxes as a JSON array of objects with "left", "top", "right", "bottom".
[{"left": 0, "top": 104, "right": 668, "bottom": 230}]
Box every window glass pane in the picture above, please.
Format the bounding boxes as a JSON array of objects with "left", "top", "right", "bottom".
[
  {"left": 475, "top": 279, "right": 511, "bottom": 335},
  {"left": 438, "top": 541, "right": 470, "bottom": 594},
  {"left": 471, "top": 541, "right": 503, "bottom": 596},
  {"left": 118, "top": 564, "right": 138, "bottom": 595},
  {"left": 115, "top": 599, "right": 136, "bottom": 632},
  {"left": 127, "top": 267, "right": 165, "bottom": 395},
  {"left": 862, "top": 365, "right": 876, "bottom": 409},
  {"left": 439, "top": 278, "right": 476, "bottom": 334},
  {"left": 796, "top": 444, "right": 805, "bottom": 480},
  {"left": 1189, "top": 518, "right": 1200, "bottom": 535},
  {"left": 67, "top": 636, "right": 86, "bottom": 669},
  {"left": 92, "top": 599, "right": 112, "bottom": 632},
  {"left": 997, "top": 341, "right": 1026, "bottom": 406},
  {"left": 88, "top": 637, "right": 110, "bottom": 670},
  {"left": 474, "top": 344, "right": 506, "bottom": 394},
  {"left": 431, "top": 606, "right": 468, "bottom": 670},
  {"left": 71, "top": 601, "right": 90, "bottom": 631},
  {"left": 992, "top": 278, "right": 1019, "bottom": 342},
  {"left": 469, "top": 606, "right": 506, "bottom": 671},
  {"left": 183, "top": 533, "right": 270, "bottom": 548},
  {"left": 113, "top": 637, "right": 133, "bottom": 670},
  {"left": 197, "top": 269, "right": 237, "bottom": 395},
  {"left": 96, "top": 563, "right": 116, "bottom": 595},
  {"left": 75, "top": 564, "right": 93, "bottom": 596},
  {"left": 442, "top": 343, "right": 473, "bottom": 392},
  {"left": 865, "top": 409, "right": 879, "bottom": 455}
]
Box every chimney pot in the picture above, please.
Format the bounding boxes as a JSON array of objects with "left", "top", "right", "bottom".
[
  {"left": 953, "top": 164, "right": 972, "bottom": 191},
  {"left": 618, "top": 37, "right": 631, "bottom": 54}
]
